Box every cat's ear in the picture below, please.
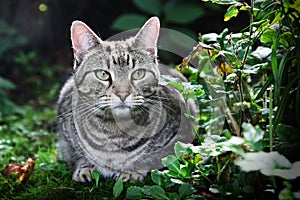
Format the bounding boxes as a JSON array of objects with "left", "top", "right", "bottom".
[
  {"left": 134, "top": 17, "right": 160, "bottom": 55},
  {"left": 71, "top": 21, "right": 101, "bottom": 63}
]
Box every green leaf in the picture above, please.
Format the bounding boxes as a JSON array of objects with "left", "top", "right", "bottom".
[
  {"left": 168, "top": 82, "right": 184, "bottom": 92},
  {"left": 126, "top": 186, "right": 144, "bottom": 199},
  {"left": 112, "top": 14, "right": 148, "bottom": 31},
  {"left": 92, "top": 170, "right": 101, "bottom": 187},
  {"left": 151, "top": 170, "right": 174, "bottom": 188},
  {"left": 279, "top": 32, "right": 294, "bottom": 47},
  {"left": 113, "top": 179, "right": 123, "bottom": 198},
  {"left": 0, "top": 76, "right": 16, "bottom": 90},
  {"left": 275, "top": 124, "right": 300, "bottom": 143},
  {"left": 260, "top": 29, "right": 276, "bottom": 43},
  {"left": 224, "top": 5, "right": 239, "bottom": 21},
  {"left": 164, "top": 2, "right": 205, "bottom": 24},
  {"left": 174, "top": 142, "right": 193, "bottom": 160},
  {"left": 162, "top": 155, "right": 181, "bottom": 175},
  {"left": 167, "top": 192, "right": 180, "bottom": 200},
  {"left": 133, "top": 0, "right": 162, "bottom": 15},
  {"left": 151, "top": 169, "right": 164, "bottom": 186},
  {"left": 179, "top": 183, "right": 196, "bottom": 198},
  {"left": 143, "top": 185, "right": 169, "bottom": 200},
  {"left": 240, "top": 5, "right": 251, "bottom": 11}
]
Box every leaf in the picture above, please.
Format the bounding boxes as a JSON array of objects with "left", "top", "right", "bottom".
[
  {"left": 168, "top": 82, "right": 184, "bottom": 92},
  {"left": 279, "top": 32, "right": 294, "bottom": 47},
  {"left": 112, "top": 14, "right": 148, "bottom": 31},
  {"left": 218, "top": 136, "right": 246, "bottom": 156},
  {"left": 260, "top": 29, "right": 277, "bottom": 43},
  {"left": 202, "top": 33, "right": 219, "bottom": 42},
  {"left": 224, "top": 5, "right": 239, "bottom": 21},
  {"left": 240, "top": 5, "right": 251, "bottom": 11},
  {"left": 235, "top": 152, "right": 300, "bottom": 179},
  {"left": 92, "top": 170, "right": 100, "bottom": 187},
  {"left": 236, "top": 152, "right": 289, "bottom": 171},
  {"left": 0, "top": 76, "right": 16, "bottom": 90},
  {"left": 113, "top": 179, "right": 124, "bottom": 198},
  {"left": 174, "top": 142, "right": 193, "bottom": 160},
  {"left": 242, "top": 123, "right": 264, "bottom": 143},
  {"left": 167, "top": 192, "right": 180, "bottom": 200},
  {"left": 263, "top": 161, "right": 300, "bottom": 180},
  {"left": 3, "top": 158, "right": 35, "bottom": 183},
  {"left": 250, "top": 46, "right": 272, "bottom": 60},
  {"left": 151, "top": 169, "right": 164, "bottom": 186},
  {"left": 198, "top": 136, "right": 228, "bottom": 157},
  {"left": 162, "top": 155, "right": 182, "bottom": 175},
  {"left": 275, "top": 123, "right": 300, "bottom": 143},
  {"left": 143, "top": 185, "right": 169, "bottom": 200},
  {"left": 202, "top": 0, "right": 239, "bottom": 5},
  {"left": 126, "top": 186, "right": 144, "bottom": 199},
  {"left": 216, "top": 60, "right": 234, "bottom": 79},
  {"left": 164, "top": 2, "right": 205, "bottom": 24},
  {"left": 179, "top": 183, "right": 196, "bottom": 198},
  {"left": 151, "top": 169, "right": 173, "bottom": 188},
  {"left": 290, "top": 0, "right": 300, "bottom": 12},
  {"left": 133, "top": 0, "right": 162, "bottom": 15}
]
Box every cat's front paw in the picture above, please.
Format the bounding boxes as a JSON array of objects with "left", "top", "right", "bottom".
[
  {"left": 118, "top": 172, "right": 145, "bottom": 182},
  {"left": 72, "top": 166, "right": 93, "bottom": 182}
]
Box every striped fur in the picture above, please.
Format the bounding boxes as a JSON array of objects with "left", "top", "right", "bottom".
[{"left": 57, "top": 17, "right": 194, "bottom": 182}]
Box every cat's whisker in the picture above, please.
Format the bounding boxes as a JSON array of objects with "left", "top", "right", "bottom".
[
  {"left": 57, "top": 101, "right": 94, "bottom": 119},
  {"left": 138, "top": 101, "right": 179, "bottom": 122},
  {"left": 144, "top": 98, "right": 179, "bottom": 115}
]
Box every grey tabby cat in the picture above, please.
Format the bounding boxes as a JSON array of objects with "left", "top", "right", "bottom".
[{"left": 57, "top": 17, "right": 195, "bottom": 182}]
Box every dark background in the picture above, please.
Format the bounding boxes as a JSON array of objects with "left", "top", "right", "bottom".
[{"left": 0, "top": 0, "right": 249, "bottom": 103}]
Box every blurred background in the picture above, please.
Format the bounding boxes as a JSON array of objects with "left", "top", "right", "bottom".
[{"left": 0, "top": 0, "right": 248, "bottom": 107}]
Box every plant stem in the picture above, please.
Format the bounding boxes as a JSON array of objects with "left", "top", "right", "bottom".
[
  {"left": 269, "top": 89, "right": 273, "bottom": 152},
  {"left": 238, "top": 0, "right": 254, "bottom": 131},
  {"left": 216, "top": 156, "right": 221, "bottom": 184}
]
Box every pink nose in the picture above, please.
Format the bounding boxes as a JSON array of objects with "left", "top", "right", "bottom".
[{"left": 117, "top": 92, "right": 129, "bottom": 102}]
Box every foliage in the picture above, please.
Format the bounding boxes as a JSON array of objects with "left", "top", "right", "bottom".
[
  {"left": 0, "top": 105, "right": 134, "bottom": 199},
  {"left": 0, "top": 20, "right": 28, "bottom": 116},
  {"left": 113, "top": 0, "right": 205, "bottom": 27},
  {"left": 125, "top": 124, "right": 300, "bottom": 199},
  {"left": 112, "top": 0, "right": 221, "bottom": 38},
  {"left": 123, "top": 0, "right": 300, "bottom": 198},
  {"left": 0, "top": 19, "right": 27, "bottom": 59},
  {"left": 0, "top": 77, "right": 18, "bottom": 116}
]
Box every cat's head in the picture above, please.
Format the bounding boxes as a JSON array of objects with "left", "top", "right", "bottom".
[{"left": 70, "top": 17, "right": 160, "bottom": 118}]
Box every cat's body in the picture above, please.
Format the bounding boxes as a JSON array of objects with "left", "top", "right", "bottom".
[{"left": 57, "top": 17, "right": 195, "bottom": 182}]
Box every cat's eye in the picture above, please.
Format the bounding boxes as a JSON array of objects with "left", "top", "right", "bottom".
[
  {"left": 132, "top": 69, "right": 146, "bottom": 80},
  {"left": 95, "top": 70, "right": 110, "bottom": 81}
]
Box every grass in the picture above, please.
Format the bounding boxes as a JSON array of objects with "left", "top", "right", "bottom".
[{"left": 0, "top": 104, "right": 143, "bottom": 199}]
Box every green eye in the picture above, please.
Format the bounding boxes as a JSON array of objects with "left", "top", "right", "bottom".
[
  {"left": 132, "top": 69, "right": 146, "bottom": 80},
  {"left": 95, "top": 70, "right": 110, "bottom": 81}
]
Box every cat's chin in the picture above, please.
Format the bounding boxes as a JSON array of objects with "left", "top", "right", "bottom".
[{"left": 111, "top": 106, "right": 131, "bottom": 119}]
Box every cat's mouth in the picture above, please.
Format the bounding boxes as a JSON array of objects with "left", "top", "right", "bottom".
[
  {"left": 110, "top": 105, "right": 132, "bottom": 119},
  {"left": 114, "top": 105, "right": 131, "bottom": 109}
]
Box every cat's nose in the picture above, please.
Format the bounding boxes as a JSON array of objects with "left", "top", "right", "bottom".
[{"left": 116, "top": 92, "right": 129, "bottom": 102}]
